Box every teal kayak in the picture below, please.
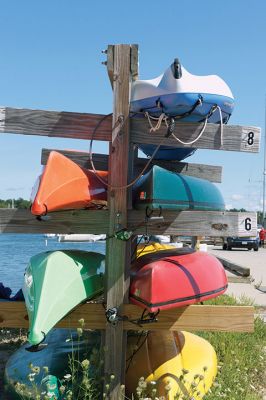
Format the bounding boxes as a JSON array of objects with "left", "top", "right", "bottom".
[
  {"left": 22, "top": 250, "right": 104, "bottom": 345},
  {"left": 4, "top": 328, "right": 100, "bottom": 400},
  {"left": 133, "top": 166, "right": 225, "bottom": 211}
]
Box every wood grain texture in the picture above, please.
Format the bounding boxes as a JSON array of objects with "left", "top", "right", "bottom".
[
  {"left": 0, "top": 107, "right": 260, "bottom": 153},
  {"left": 0, "top": 208, "right": 109, "bottom": 234},
  {"left": 0, "top": 209, "right": 257, "bottom": 237},
  {"left": 42, "top": 149, "right": 109, "bottom": 170},
  {"left": 131, "top": 118, "right": 261, "bottom": 153},
  {"left": 130, "top": 44, "right": 139, "bottom": 81},
  {"left": 0, "top": 302, "right": 254, "bottom": 333},
  {"left": 106, "top": 44, "right": 114, "bottom": 87},
  {"left": 41, "top": 148, "right": 222, "bottom": 182},
  {"left": 104, "top": 44, "right": 132, "bottom": 394},
  {"left": 0, "top": 107, "right": 111, "bottom": 141},
  {"left": 128, "top": 210, "right": 258, "bottom": 237}
]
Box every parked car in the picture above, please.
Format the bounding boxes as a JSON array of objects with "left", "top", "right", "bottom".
[{"left": 223, "top": 236, "right": 259, "bottom": 251}]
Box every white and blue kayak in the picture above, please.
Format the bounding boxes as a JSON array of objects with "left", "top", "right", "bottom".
[
  {"left": 130, "top": 58, "right": 234, "bottom": 121},
  {"left": 130, "top": 59, "right": 234, "bottom": 160}
]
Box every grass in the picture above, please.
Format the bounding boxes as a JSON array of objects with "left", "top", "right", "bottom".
[
  {"left": 197, "top": 295, "right": 266, "bottom": 400},
  {"left": 2, "top": 295, "right": 266, "bottom": 399}
]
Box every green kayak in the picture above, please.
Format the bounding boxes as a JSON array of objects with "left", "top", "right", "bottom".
[
  {"left": 133, "top": 165, "right": 225, "bottom": 211},
  {"left": 22, "top": 250, "right": 104, "bottom": 345}
]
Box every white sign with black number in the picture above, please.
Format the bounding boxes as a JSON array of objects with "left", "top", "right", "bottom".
[
  {"left": 241, "top": 128, "right": 260, "bottom": 152},
  {"left": 238, "top": 214, "right": 257, "bottom": 237}
]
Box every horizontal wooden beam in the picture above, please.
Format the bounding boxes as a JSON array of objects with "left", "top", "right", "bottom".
[
  {"left": 131, "top": 118, "right": 261, "bottom": 153},
  {"left": 0, "top": 107, "right": 111, "bottom": 141},
  {"left": 42, "top": 149, "right": 109, "bottom": 170},
  {"left": 0, "top": 209, "right": 257, "bottom": 237},
  {"left": 41, "top": 148, "right": 222, "bottom": 183},
  {"left": 0, "top": 302, "right": 254, "bottom": 332},
  {"left": 0, "top": 208, "right": 109, "bottom": 234},
  {"left": 129, "top": 209, "right": 258, "bottom": 237},
  {"left": 131, "top": 119, "right": 260, "bottom": 153},
  {"left": 0, "top": 106, "right": 260, "bottom": 153}
]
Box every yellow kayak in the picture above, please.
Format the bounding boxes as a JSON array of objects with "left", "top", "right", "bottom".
[
  {"left": 137, "top": 241, "right": 177, "bottom": 257},
  {"left": 126, "top": 330, "right": 217, "bottom": 399}
]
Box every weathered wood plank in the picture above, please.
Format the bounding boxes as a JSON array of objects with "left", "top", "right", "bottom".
[
  {"left": 0, "top": 107, "right": 111, "bottom": 141},
  {"left": 0, "top": 302, "right": 254, "bottom": 333},
  {"left": 41, "top": 148, "right": 223, "bottom": 182},
  {"left": 0, "top": 208, "right": 109, "bottom": 234},
  {"left": 0, "top": 209, "right": 257, "bottom": 237},
  {"left": 131, "top": 119, "right": 261, "bottom": 153},
  {"left": 128, "top": 210, "right": 258, "bottom": 237},
  {"left": 0, "top": 107, "right": 260, "bottom": 153},
  {"left": 104, "top": 44, "right": 132, "bottom": 396},
  {"left": 139, "top": 157, "right": 222, "bottom": 182},
  {"left": 106, "top": 44, "right": 114, "bottom": 87},
  {"left": 43, "top": 149, "right": 109, "bottom": 170},
  {"left": 130, "top": 44, "right": 139, "bottom": 81}
]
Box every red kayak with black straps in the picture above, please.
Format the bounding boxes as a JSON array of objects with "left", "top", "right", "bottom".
[
  {"left": 31, "top": 151, "right": 108, "bottom": 216},
  {"left": 130, "top": 247, "right": 228, "bottom": 312}
]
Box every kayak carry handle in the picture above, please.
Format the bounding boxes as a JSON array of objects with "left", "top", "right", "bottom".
[
  {"left": 171, "top": 58, "right": 182, "bottom": 79},
  {"left": 25, "top": 331, "right": 47, "bottom": 352}
]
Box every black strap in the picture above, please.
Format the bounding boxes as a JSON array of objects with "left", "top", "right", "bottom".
[{"left": 174, "top": 95, "right": 203, "bottom": 120}]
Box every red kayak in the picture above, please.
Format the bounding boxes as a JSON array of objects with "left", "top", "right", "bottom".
[
  {"left": 31, "top": 151, "right": 108, "bottom": 215},
  {"left": 130, "top": 248, "right": 228, "bottom": 312}
]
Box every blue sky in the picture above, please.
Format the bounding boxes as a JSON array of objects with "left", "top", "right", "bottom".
[{"left": 0, "top": 0, "right": 266, "bottom": 211}]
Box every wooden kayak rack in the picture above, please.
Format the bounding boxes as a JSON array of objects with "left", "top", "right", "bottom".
[{"left": 0, "top": 44, "right": 261, "bottom": 398}]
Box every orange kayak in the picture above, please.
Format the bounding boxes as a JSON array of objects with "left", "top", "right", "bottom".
[{"left": 31, "top": 151, "right": 108, "bottom": 215}]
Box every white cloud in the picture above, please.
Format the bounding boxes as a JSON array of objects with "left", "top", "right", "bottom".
[
  {"left": 231, "top": 194, "right": 244, "bottom": 201},
  {"left": 225, "top": 203, "right": 233, "bottom": 210}
]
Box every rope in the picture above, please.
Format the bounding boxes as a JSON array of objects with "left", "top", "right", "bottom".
[
  {"left": 131, "top": 234, "right": 151, "bottom": 263},
  {"left": 148, "top": 103, "right": 224, "bottom": 147},
  {"left": 88, "top": 102, "right": 224, "bottom": 190},
  {"left": 171, "top": 114, "right": 208, "bottom": 145},
  {"left": 88, "top": 114, "right": 166, "bottom": 190},
  {"left": 130, "top": 234, "right": 144, "bottom": 262},
  {"left": 126, "top": 331, "right": 149, "bottom": 373},
  {"left": 145, "top": 111, "right": 167, "bottom": 132}
]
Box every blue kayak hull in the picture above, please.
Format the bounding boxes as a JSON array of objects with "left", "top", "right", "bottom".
[
  {"left": 139, "top": 145, "right": 196, "bottom": 161},
  {"left": 132, "top": 92, "right": 233, "bottom": 161},
  {"left": 131, "top": 92, "right": 234, "bottom": 121}
]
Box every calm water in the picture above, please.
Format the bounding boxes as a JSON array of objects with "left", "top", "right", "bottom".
[{"left": 0, "top": 234, "right": 105, "bottom": 294}]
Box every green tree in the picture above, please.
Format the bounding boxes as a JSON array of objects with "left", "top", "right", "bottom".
[
  {"left": 14, "top": 197, "right": 30, "bottom": 209},
  {"left": 229, "top": 208, "right": 247, "bottom": 212},
  {"left": 0, "top": 198, "right": 30, "bottom": 209}
]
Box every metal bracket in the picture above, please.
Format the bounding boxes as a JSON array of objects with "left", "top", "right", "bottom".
[
  {"left": 145, "top": 206, "right": 164, "bottom": 223},
  {"left": 105, "top": 307, "right": 126, "bottom": 325}
]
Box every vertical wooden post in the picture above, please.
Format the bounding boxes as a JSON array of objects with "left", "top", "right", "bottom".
[{"left": 104, "top": 44, "right": 138, "bottom": 399}]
